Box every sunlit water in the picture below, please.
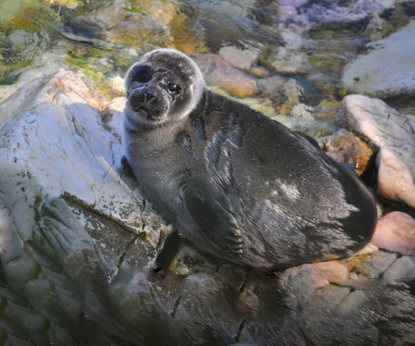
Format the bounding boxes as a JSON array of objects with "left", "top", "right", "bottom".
[{"left": 0, "top": 0, "right": 414, "bottom": 116}]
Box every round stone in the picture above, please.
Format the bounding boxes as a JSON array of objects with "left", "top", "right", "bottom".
[{"left": 371, "top": 212, "right": 415, "bottom": 256}]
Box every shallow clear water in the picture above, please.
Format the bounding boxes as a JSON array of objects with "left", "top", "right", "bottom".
[{"left": 0, "top": 0, "right": 414, "bottom": 113}]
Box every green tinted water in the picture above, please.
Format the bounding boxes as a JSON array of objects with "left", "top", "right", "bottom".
[{"left": 0, "top": 0, "right": 414, "bottom": 114}]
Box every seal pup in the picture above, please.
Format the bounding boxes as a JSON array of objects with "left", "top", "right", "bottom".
[{"left": 122, "top": 49, "right": 377, "bottom": 269}]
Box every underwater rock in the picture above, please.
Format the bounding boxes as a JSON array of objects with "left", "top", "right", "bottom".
[
  {"left": 257, "top": 75, "right": 286, "bottom": 97},
  {"left": 195, "top": 53, "right": 259, "bottom": 97},
  {"left": 89, "top": 0, "right": 176, "bottom": 47},
  {"left": 313, "top": 284, "right": 351, "bottom": 308},
  {"left": 7, "top": 29, "right": 49, "bottom": 63},
  {"left": 372, "top": 212, "right": 415, "bottom": 256},
  {"left": 342, "top": 21, "right": 415, "bottom": 97},
  {"left": 297, "top": 0, "right": 384, "bottom": 28},
  {"left": 219, "top": 46, "right": 258, "bottom": 70},
  {"left": 270, "top": 47, "right": 310, "bottom": 74},
  {"left": 280, "top": 78, "right": 303, "bottom": 103},
  {"left": 185, "top": 0, "right": 275, "bottom": 51},
  {"left": 273, "top": 113, "right": 335, "bottom": 138},
  {"left": 237, "top": 96, "right": 276, "bottom": 116},
  {"left": 335, "top": 290, "right": 367, "bottom": 314},
  {"left": 342, "top": 94, "right": 415, "bottom": 209},
  {"left": 371, "top": 0, "right": 396, "bottom": 10},
  {"left": 249, "top": 66, "right": 270, "bottom": 78},
  {"left": 291, "top": 103, "right": 315, "bottom": 120}
]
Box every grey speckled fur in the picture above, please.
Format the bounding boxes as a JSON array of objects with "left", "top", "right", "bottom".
[{"left": 122, "top": 49, "right": 377, "bottom": 269}]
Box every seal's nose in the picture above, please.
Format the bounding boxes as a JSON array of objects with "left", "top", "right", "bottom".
[
  {"left": 128, "top": 88, "right": 157, "bottom": 113},
  {"left": 145, "top": 92, "right": 155, "bottom": 103},
  {"left": 129, "top": 89, "right": 154, "bottom": 104}
]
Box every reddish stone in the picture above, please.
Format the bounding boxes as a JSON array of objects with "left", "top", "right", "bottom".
[
  {"left": 320, "top": 129, "right": 374, "bottom": 176},
  {"left": 371, "top": 212, "right": 415, "bottom": 256}
]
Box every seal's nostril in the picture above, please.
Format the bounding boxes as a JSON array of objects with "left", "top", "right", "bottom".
[
  {"left": 137, "top": 93, "right": 147, "bottom": 103},
  {"left": 146, "top": 93, "right": 155, "bottom": 101}
]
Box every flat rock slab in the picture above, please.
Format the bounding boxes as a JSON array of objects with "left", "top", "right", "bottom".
[
  {"left": 0, "top": 71, "right": 171, "bottom": 344},
  {"left": 342, "top": 94, "right": 415, "bottom": 209},
  {"left": 342, "top": 21, "right": 415, "bottom": 97},
  {"left": 0, "top": 71, "right": 164, "bottom": 277}
]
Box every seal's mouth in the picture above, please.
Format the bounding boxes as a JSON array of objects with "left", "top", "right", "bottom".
[
  {"left": 127, "top": 89, "right": 169, "bottom": 121},
  {"left": 138, "top": 106, "right": 164, "bottom": 121}
]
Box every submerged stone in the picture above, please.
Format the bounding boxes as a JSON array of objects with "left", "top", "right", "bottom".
[
  {"left": 219, "top": 46, "right": 258, "bottom": 70},
  {"left": 195, "top": 53, "right": 259, "bottom": 98},
  {"left": 270, "top": 47, "right": 310, "bottom": 74}
]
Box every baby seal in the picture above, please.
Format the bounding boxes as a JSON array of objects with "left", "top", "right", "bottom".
[{"left": 122, "top": 49, "right": 377, "bottom": 269}]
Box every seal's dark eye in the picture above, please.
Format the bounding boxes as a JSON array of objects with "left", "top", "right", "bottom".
[
  {"left": 133, "top": 69, "right": 151, "bottom": 83},
  {"left": 167, "top": 83, "right": 181, "bottom": 95}
]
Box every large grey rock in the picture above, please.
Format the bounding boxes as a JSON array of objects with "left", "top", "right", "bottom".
[
  {"left": 342, "top": 94, "right": 415, "bottom": 209},
  {"left": 342, "top": 21, "right": 415, "bottom": 97},
  {"left": 0, "top": 71, "right": 162, "bottom": 244},
  {"left": 0, "top": 71, "right": 168, "bottom": 343}
]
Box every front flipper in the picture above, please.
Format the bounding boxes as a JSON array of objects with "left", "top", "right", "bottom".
[
  {"left": 121, "top": 155, "right": 137, "bottom": 180},
  {"left": 181, "top": 185, "right": 243, "bottom": 256}
]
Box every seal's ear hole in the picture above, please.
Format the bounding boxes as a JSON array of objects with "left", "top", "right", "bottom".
[
  {"left": 167, "top": 83, "right": 182, "bottom": 95},
  {"left": 132, "top": 67, "right": 152, "bottom": 84}
]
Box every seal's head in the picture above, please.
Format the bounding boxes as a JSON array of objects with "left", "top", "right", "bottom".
[{"left": 124, "top": 49, "right": 205, "bottom": 128}]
